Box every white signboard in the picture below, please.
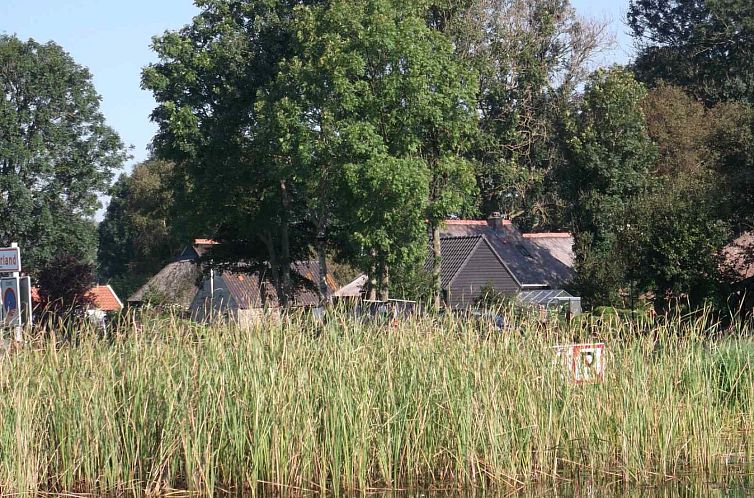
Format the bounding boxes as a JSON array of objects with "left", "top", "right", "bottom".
[
  {"left": 1, "top": 277, "right": 20, "bottom": 328},
  {"left": 553, "top": 343, "right": 605, "bottom": 384},
  {"left": 0, "top": 247, "right": 21, "bottom": 273}
]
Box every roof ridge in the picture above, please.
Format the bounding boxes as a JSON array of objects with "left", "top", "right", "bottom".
[
  {"left": 523, "top": 232, "right": 572, "bottom": 238},
  {"left": 439, "top": 234, "right": 483, "bottom": 240},
  {"left": 444, "top": 219, "right": 512, "bottom": 225},
  {"left": 193, "top": 238, "right": 219, "bottom": 245}
]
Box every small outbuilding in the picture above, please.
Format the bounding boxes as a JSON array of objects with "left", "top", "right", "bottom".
[
  {"left": 516, "top": 289, "right": 581, "bottom": 316},
  {"left": 85, "top": 285, "right": 124, "bottom": 326}
]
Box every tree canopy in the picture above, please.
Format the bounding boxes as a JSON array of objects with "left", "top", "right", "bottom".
[
  {"left": 98, "top": 159, "right": 178, "bottom": 298},
  {"left": 143, "top": 0, "right": 479, "bottom": 302},
  {"left": 560, "top": 67, "right": 657, "bottom": 306},
  {"left": 0, "top": 35, "right": 128, "bottom": 271},
  {"left": 629, "top": 0, "right": 754, "bottom": 104},
  {"left": 444, "top": 0, "right": 610, "bottom": 229}
]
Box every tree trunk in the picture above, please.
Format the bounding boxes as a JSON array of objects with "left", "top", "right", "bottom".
[
  {"left": 261, "top": 232, "right": 283, "bottom": 306},
  {"left": 379, "top": 255, "right": 389, "bottom": 301},
  {"left": 316, "top": 234, "right": 330, "bottom": 306},
  {"left": 431, "top": 222, "right": 442, "bottom": 309},
  {"left": 368, "top": 248, "right": 378, "bottom": 300},
  {"left": 279, "top": 179, "right": 292, "bottom": 309}
]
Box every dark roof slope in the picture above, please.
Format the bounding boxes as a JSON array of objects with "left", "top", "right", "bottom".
[
  {"left": 219, "top": 260, "right": 338, "bottom": 309},
  {"left": 440, "top": 220, "right": 573, "bottom": 287},
  {"left": 221, "top": 273, "right": 274, "bottom": 308},
  {"left": 292, "top": 261, "right": 339, "bottom": 300},
  {"left": 429, "top": 236, "right": 483, "bottom": 286},
  {"left": 426, "top": 235, "right": 521, "bottom": 290}
]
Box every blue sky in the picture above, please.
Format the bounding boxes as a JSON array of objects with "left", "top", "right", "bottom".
[{"left": 1, "top": 0, "right": 634, "bottom": 177}]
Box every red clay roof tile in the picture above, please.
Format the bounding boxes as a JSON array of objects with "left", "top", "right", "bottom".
[{"left": 87, "top": 285, "right": 123, "bottom": 312}]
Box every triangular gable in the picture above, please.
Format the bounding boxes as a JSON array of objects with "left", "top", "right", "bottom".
[{"left": 446, "top": 235, "right": 522, "bottom": 289}]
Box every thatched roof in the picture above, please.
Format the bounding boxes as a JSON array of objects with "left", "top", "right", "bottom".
[
  {"left": 128, "top": 260, "right": 201, "bottom": 308},
  {"left": 333, "top": 274, "right": 367, "bottom": 298},
  {"left": 722, "top": 232, "right": 754, "bottom": 283}
]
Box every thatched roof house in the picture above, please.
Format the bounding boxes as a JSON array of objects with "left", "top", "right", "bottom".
[{"left": 129, "top": 239, "right": 338, "bottom": 323}]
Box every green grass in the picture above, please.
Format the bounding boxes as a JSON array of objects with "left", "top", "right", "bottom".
[{"left": 0, "top": 308, "right": 751, "bottom": 495}]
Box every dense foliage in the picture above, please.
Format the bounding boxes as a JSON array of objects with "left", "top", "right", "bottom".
[
  {"left": 0, "top": 35, "right": 127, "bottom": 271},
  {"left": 628, "top": 0, "right": 754, "bottom": 105},
  {"left": 98, "top": 159, "right": 178, "bottom": 298},
  {"left": 444, "top": 0, "right": 609, "bottom": 229},
  {"left": 561, "top": 68, "right": 657, "bottom": 306},
  {"left": 36, "top": 253, "right": 95, "bottom": 316}
]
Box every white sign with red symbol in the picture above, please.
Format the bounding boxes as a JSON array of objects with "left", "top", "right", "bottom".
[
  {"left": 1, "top": 277, "right": 20, "bottom": 327},
  {"left": 554, "top": 343, "right": 605, "bottom": 384}
]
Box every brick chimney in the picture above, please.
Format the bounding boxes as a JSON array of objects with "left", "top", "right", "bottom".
[{"left": 487, "top": 212, "right": 507, "bottom": 230}]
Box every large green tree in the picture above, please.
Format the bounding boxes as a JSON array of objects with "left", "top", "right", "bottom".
[
  {"left": 0, "top": 36, "right": 127, "bottom": 271},
  {"left": 561, "top": 67, "right": 657, "bottom": 306},
  {"left": 98, "top": 159, "right": 179, "bottom": 298},
  {"left": 563, "top": 68, "right": 657, "bottom": 242},
  {"left": 628, "top": 0, "right": 754, "bottom": 105},
  {"left": 143, "top": 0, "right": 313, "bottom": 306},
  {"left": 439, "top": 0, "right": 610, "bottom": 229},
  {"left": 621, "top": 176, "right": 729, "bottom": 312},
  {"left": 266, "top": 0, "right": 478, "bottom": 303},
  {"left": 144, "top": 0, "right": 478, "bottom": 303}
]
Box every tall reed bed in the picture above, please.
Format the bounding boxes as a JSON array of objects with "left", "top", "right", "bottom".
[{"left": 0, "top": 309, "right": 751, "bottom": 494}]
